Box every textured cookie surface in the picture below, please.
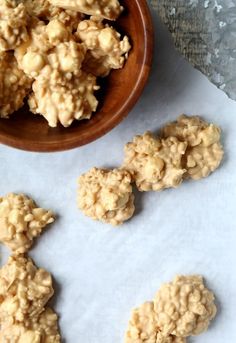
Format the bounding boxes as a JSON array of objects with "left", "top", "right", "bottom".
[
  {"left": 0, "top": 1, "right": 29, "bottom": 51},
  {"left": 78, "top": 168, "right": 135, "bottom": 225},
  {"left": 0, "top": 193, "right": 54, "bottom": 254},
  {"left": 154, "top": 275, "right": 217, "bottom": 337},
  {"left": 77, "top": 16, "right": 130, "bottom": 77},
  {"left": 0, "top": 307, "right": 61, "bottom": 343},
  {"left": 0, "top": 52, "right": 32, "bottom": 118},
  {"left": 125, "top": 301, "right": 186, "bottom": 343},
  {"left": 0, "top": 255, "right": 54, "bottom": 326},
  {"left": 48, "top": 0, "right": 123, "bottom": 20},
  {"left": 123, "top": 132, "right": 187, "bottom": 191},
  {"left": 162, "top": 115, "right": 224, "bottom": 180}
]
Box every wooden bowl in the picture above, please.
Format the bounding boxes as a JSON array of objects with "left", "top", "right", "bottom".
[{"left": 0, "top": 0, "right": 154, "bottom": 152}]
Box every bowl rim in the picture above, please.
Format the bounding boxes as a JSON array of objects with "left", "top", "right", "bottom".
[{"left": 0, "top": 0, "right": 154, "bottom": 152}]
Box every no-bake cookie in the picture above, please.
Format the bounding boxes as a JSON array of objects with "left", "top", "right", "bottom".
[
  {"left": 123, "top": 132, "right": 187, "bottom": 191},
  {"left": 0, "top": 193, "right": 54, "bottom": 254},
  {"left": 76, "top": 16, "right": 131, "bottom": 77},
  {"left": 78, "top": 167, "right": 135, "bottom": 225},
  {"left": 0, "top": 307, "right": 60, "bottom": 343},
  {"left": 125, "top": 301, "right": 186, "bottom": 343},
  {"left": 15, "top": 19, "right": 85, "bottom": 78},
  {"left": 154, "top": 275, "right": 217, "bottom": 337},
  {"left": 0, "top": 255, "right": 54, "bottom": 325},
  {"left": 162, "top": 115, "right": 224, "bottom": 180},
  {"left": 28, "top": 69, "right": 99, "bottom": 127},
  {"left": 125, "top": 275, "right": 217, "bottom": 343},
  {"left": 0, "top": 192, "right": 60, "bottom": 342},
  {"left": 0, "top": 0, "right": 130, "bottom": 126}
]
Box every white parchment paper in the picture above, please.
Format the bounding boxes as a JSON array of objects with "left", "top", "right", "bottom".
[{"left": 0, "top": 9, "right": 236, "bottom": 343}]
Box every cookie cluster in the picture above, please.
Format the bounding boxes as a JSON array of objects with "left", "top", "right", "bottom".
[
  {"left": 78, "top": 168, "right": 135, "bottom": 225},
  {"left": 0, "top": 193, "right": 61, "bottom": 342},
  {"left": 77, "top": 115, "right": 224, "bottom": 225},
  {"left": 0, "top": 0, "right": 130, "bottom": 127},
  {"left": 125, "top": 275, "right": 217, "bottom": 343}
]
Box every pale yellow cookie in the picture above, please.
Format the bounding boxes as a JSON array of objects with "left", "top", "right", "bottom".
[
  {"left": 0, "top": 193, "right": 54, "bottom": 254},
  {"left": 28, "top": 69, "right": 99, "bottom": 127},
  {"left": 125, "top": 301, "right": 186, "bottom": 343},
  {"left": 0, "top": 307, "right": 61, "bottom": 343},
  {"left": 77, "top": 16, "right": 131, "bottom": 77},
  {"left": 123, "top": 132, "right": 187, "bottom": 191},
  {"left": 0, "top": 255, "right": 54, "bottom": 326},
  {"left": 15, "top": 19, "right": 85, "bottom": 79},
  {"left": 78, "top": 168, "right": 135, "bottom": 225},
  {"left": 162, "top": 115, "right": 224, "bottom": 180},
  {"left": 154, "top": 275, "right": 217, "bottom": 337}
]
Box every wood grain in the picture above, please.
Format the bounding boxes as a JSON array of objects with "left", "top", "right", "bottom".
[{"left": 0, "top": 0, "right": 154, "bottom": 152}]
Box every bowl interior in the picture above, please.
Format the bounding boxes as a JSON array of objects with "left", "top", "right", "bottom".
[{"left": 0, "top": 0, "right": 153, "bottom": 152}]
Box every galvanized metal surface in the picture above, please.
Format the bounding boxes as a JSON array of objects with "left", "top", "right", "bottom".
[{"left": 150, "top": 0, "right": 236, "bottom": 100}]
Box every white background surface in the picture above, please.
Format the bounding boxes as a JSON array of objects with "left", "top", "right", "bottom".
[{"left": 0, "top": 7, "right": 236, "bottom": 343}]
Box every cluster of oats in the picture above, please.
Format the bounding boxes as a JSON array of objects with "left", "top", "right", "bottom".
[
  {"left": 77, "top": 115, "right": 223, "bottom": 225},
  {"left": 125, "top": 275, "right": 217, "bottom": 343},
  {"left": 0, "top": 0, "right": 130, "bottom": 127},
  {"left": 0, "top": 193, "right": 61, "bottom": 342}
]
